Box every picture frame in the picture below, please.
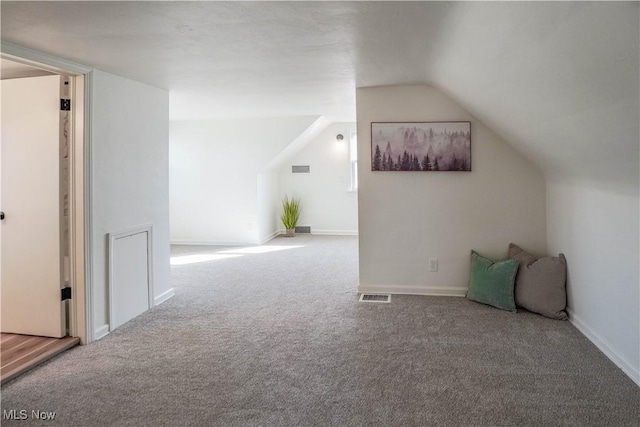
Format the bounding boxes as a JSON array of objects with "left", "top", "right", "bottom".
[{"left": 371, "top": 121, "right": 471, "bottom": 171}]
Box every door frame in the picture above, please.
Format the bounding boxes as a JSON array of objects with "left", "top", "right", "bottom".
[{"left": 1, "top": 42, "right": 94, "bottom": 344}]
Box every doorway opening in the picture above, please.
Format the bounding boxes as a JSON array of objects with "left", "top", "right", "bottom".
[{"left": 0, "top": 55, "right": 88, "bottom": 382}]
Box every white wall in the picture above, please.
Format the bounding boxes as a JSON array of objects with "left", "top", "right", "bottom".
[
  {"left": 278, "top": 123, "right": 358, "bottom": 235},
  {"left": 91, "top": 70, "right": 170, "bottom": 336},
  {"left": 169, "top": 116, "right": 318, "bottom": 245},
  {"left": 257, "top": 172, "right": 279, "bottom": 243},
  {"left": 547, "top": 181, "right": 640, "bottom": 384},
  {"left": 356, "top": 86, "right": 546, "bottom": 295}
]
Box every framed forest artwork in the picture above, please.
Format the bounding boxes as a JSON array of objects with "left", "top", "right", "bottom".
[{"left": 371, "top": 122, "right": 471, "bottom": 171}]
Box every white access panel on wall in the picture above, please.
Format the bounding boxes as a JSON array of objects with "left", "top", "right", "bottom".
[{"left": 109, "top": 225, "right": 154, "bottom": 331}]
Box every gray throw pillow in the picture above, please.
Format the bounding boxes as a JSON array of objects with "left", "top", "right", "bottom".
[{"left": 508, "top": 243, "right": 568, "bottom": 320}]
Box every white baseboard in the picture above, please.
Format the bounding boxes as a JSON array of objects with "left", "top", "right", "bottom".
[
  {"left": 96, "top": 290, "right": 173, "bottom": 341},
  {"left": 94, "top": 324, "right": 110, "bottom": 340},
  {"left": 174, "top": 230, "right": 358, "bottom": 246},
  {"left": 567, "top": 308, "right": 640, "bottom": 386},
  {"left": 154, "top": 288, "right": 175, "bottom": 306},
  {"left": 357, "top": 284, "right": 467, "bottom": 297},
  {"left": 276, "top": 229, "right": 358, "bottom": 236},
  {"left": 312, "top": 229, "right": 358, "bottom": 236},
  {"left": 259, "top": 230, "right": 280, "bottom": 245},
  {"left": 170, "top": 240, "right": 255, "bottom": 246}
]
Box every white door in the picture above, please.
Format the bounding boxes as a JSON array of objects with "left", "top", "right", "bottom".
[{"left": 1, "top": 75, "right": 66, "bottom": 338}]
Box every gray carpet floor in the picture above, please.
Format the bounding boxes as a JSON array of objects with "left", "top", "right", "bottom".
[{"left": 1, "top": 235, "right": 638, "bottom": 426}]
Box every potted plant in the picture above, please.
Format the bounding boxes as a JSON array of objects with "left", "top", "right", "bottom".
[{"left": 280, "top": 196, "right": 301, "bottom": 237}]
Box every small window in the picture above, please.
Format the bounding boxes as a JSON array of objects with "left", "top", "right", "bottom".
[{"left": 349, "top": 131, "right": 358, "bottom": 191}]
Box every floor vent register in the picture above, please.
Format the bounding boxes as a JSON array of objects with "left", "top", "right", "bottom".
[{"left": 359, "top": 294, "right": 391, "bottom": 303}]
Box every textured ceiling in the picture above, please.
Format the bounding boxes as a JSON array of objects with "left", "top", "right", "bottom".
[{"left": 1, "top": 2, "right": 638, "bottom": 192}]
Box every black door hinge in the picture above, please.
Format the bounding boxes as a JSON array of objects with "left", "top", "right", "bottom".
[
  {"left": 60, "top": 99, "right": 71, "bottom": 111},
  {"left": 61, "top": 287, "right": 72, "bottom": 301}
]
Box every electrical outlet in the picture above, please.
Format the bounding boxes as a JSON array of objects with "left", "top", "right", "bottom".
[{"left": 429, "top": 258, "right": 438, "bottom": 272}]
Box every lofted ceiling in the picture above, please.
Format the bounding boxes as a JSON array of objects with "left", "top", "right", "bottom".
[{"left": 1, "top": 2, "right": 638, "bottom": 193}]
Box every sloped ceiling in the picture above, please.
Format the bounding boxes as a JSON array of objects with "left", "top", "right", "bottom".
[{"left": 1, "top": 2, "right": 637, "bottom": 192}]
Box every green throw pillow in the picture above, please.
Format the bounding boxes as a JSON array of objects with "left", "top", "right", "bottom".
[{"left": 467, "top": 251, "right": 519, "bottom": 312}]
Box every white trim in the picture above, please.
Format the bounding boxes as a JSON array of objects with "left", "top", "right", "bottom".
[
  {"left": 93, "top": 324, "right": 110, "bottom": 341},
  {"left": 357, "top": 284, "right": 467, "bottom": 297},
  {"left": 1, "top": 42, "right": 94, "bottom": 344},
  {"left": 349, "top": 129, "right": 358, "bottom": 191},
  {"left": 84, "top": 70, "right": 94, "bottom": 343},
  {"left": 259, "top": 230, "right": 280, "bottom": 245},
  {"left": 567, "top": 308, "right": 640, "bottom": 386},
  {"left": 1, "top": 41, "right": 92, "bottom": 75},
  {"left": 171, "top": 239, "right": 257, "bottom": 246},
  {"left": 154, "top": 288, "right": 175, "bottom": 306},
  {"left": 108, "top": 224, "right": 154, "bottom": 332},
  {"left": 274, "top": 229, "right": 359, "bottom": 236},
  {"left": 68, "top": 74, "right": 87, "bottom": 343},
  {"left": 312, "top": 229, "right": 358, "bottom": 236},
  {"left": 171, "top": 230, "right": 357, "bottom": 246}
]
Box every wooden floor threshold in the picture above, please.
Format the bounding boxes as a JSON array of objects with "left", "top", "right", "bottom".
[{"left": 1, "top": 333, "right": 80, "bottom": 384}]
